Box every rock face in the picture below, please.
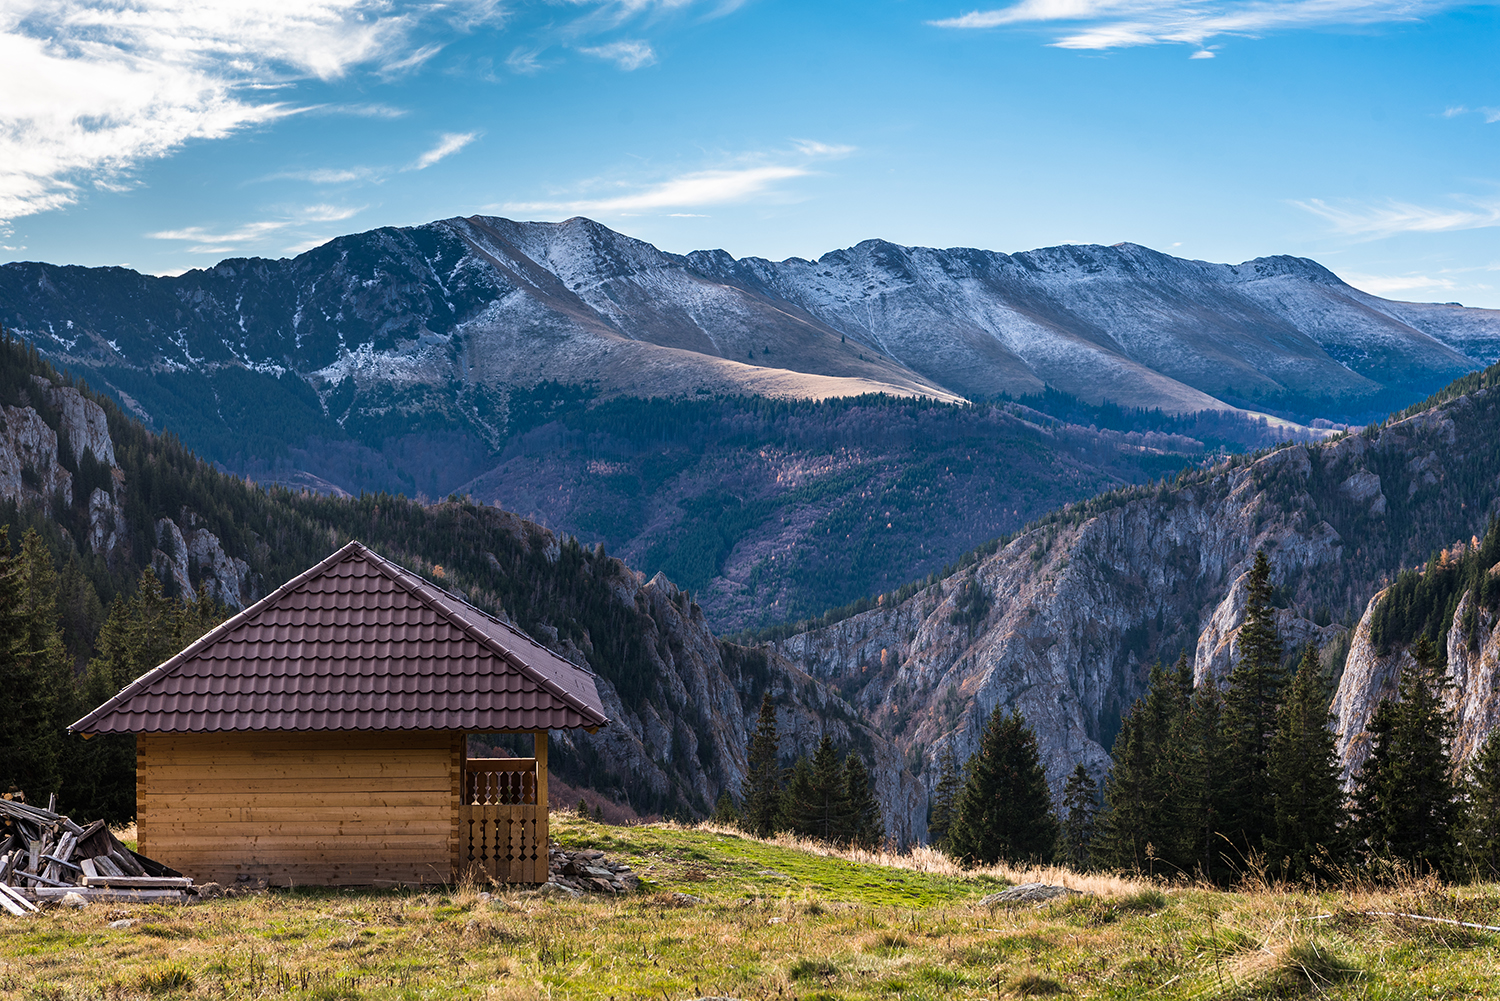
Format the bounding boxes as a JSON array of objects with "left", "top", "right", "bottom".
[
  {"left": 1334, "top": 580, "right": 1500, "bottom": 784},
  {"left": 775, "top": 383, "right": 1500, "bottom": 823},
  {"left": 551, "top": 563, "right": 926, "bottom": 844},
  {"left": 1, "top": 370, "right": 253, "bottom": 608}
]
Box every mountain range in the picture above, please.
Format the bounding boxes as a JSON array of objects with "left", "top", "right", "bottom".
[{"left": 8, "top": 216, "right": 1500, "bottom": 630}]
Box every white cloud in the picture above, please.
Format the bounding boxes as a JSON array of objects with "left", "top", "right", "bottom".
[
  {"left": 508, "top": 165, "right": 810, "bottom": 214},
  {"left": 1342, "top": 272, "right": 1460, "bottom": 296},
  {"left": 1189, "top": 48, "right": 1215, "bottom": 58},
  {"left": 929, "top": 0, "right": 1470, "bottom": 51},
  {"left": 411, "top": 132, "right": 479, "bottom": 170},
  {"left": 148, "top": 204, "right": 363, "bottom": 254},
  {"left": 267, "top": 167, "right": 382, "bottom": 184},
  {"left": 1443, "top": 105, "right": 1500, "bottom": 124},
  {"left": 579, "top": 40, "right": 657, "bottom": 70},
  {"left": 503, "top": 140, "right": 856, "bottom": 216},
  {"left": 1296, "top": 196, "right": 1500, "bottom": 238},
  {"left": 0, "top": 1, "right": 504, "bottom": 222},
  {"left": 506, "top": 47, "right": 546, "bottom": 73}
]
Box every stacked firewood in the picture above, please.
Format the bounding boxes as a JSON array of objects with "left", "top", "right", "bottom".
[{"left": 0, "top": 798, "right": 192, "bottom": 915}]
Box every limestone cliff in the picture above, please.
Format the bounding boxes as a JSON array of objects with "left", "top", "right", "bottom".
[{"left": 773, "top": 384, "right": 1500, "bottom": 829}]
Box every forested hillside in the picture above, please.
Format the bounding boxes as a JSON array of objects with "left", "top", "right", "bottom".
[{"left": 0, "top": 333, "right": 923, "bottom": 835}]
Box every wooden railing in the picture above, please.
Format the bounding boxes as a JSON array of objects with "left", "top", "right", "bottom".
[{"left": 458, "top": 756, "right": 547, "bottom": 883}]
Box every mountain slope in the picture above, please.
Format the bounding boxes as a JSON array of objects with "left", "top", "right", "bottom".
[
  {"left": 770, "top": 365, "right": 1500, "bottom": 827},
  {"left": 0, "top": 338, "right": 924, "bottom": 836}
]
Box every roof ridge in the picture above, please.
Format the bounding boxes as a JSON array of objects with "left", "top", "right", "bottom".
[
  {"left": 70, "top": 540, "right": 368, "bottom": 734},
  {"left": 355, "top": 546, "right": 606, "bottom": 727}
]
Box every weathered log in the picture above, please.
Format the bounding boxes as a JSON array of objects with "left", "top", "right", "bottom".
[
  {"left": 81, "top": 876, "right": 193, "bottom": 889},
  {"left": 78, "top": 858, "right": 98, "bottom": 879},
  {"left": 93, "top": 855, "right": 124, "bottom": 877},
  {"left": 30, "top": 886, "right": 185, "bottom": 903}
]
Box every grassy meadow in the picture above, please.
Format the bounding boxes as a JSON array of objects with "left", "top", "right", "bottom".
[{"left": 4, "top": 814, "right": 1499, "bottom": 1000}]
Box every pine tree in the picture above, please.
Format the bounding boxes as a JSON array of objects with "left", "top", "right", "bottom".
[
  {"left": 786, "top": 735, "right": 849, "bottom": 841},
  {"left": 69, "top": 569, "right": 225, "bottom": 822},
  {"left": 1220, "top": 549, "right": 1285, "bottom": 863},
  {"left": 842, "top": 753, "right": 885, "bottom": 849},
  {"left": 1060, "top": 764, "right": 1098, "bottom": 870},
  {"left": 1094, "top": 657, "right": 1194, "bottom": 876},
  {"left": 1460, "top": 728, "right": 1500, "bottom": 879},
  {"left": 743, "top": 693, "right": 783, "bottom": 837},
  {"left": 1351, "top": 636, "right": 1459, "bottom": 876},
  {"left": 1267, "top": 644, "right": 1349, "bottom": 880},
  {"left": 1177, "top": 681, "right": 1233, "bottom": 882},
  {"left": 928, "top": 746, "right": 960, "bottom": 848},
  {"left": 779, "top": 756, "right": 815, "bottom": 835},
  {"left": 1094, "top": 706, "right": 1151, "bottom": 871},
  {"left": 712, "top": 790, "right": 740, "bottom": 825},
  {"left": 0, "top": 528, "right": 77, "bottom": 804},
  {"left": 949, "top": 707, "right": 1059, "bottom": 865}
]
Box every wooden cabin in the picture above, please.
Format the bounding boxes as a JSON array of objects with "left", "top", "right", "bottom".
[{"left": 70, "top": 541, "right": 609, "bottom": 887}]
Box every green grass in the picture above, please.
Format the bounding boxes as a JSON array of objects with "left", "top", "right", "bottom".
[{"left": 2, "top": 817, "right": 1498, "bottom": 1000}]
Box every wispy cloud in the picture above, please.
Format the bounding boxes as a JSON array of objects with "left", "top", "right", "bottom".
[
  {"left": 1341, "top": 271, "right": 1460, "bottom": 296},
  {"left": 1443, "top": 105, "right": 1500, "bottom": 123},
  {"left": 0, "top": 0, "right": 504, "bottom": 222},
  {"left": 929, "top": 0, "right": 1468, "bottom": 51},
  {"left": 579, "top": 40, "right": 658, "bottom": 70},
  {"left": 1296, "top": 195, "right": 1500, "bottom": 238},
  {"left": 148, "top": 204, "right": 363, "bottom": 254},
  {"left": 503, "top": 142, "right": 855, "bottom": 216},
  {"left": 264, "top": 167, "right": 382, "bottom": 184},
  {"left": 410, "top": 132, "right": 479, "bottom": 170}
]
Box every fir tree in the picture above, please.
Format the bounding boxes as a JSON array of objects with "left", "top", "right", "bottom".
[
  {"left": 1460, "top": 727, "right": 1500, "bottom": 879},
  {"left": 1094, "top": 706, "right": 1151, "bottom": 871},
  {"left": 743, "top": 693, "right": 783, "bottom": 837},
  {"left": 69, "top": 569, "right": 224, "bottom": 822},
  {"left": 785, "top": 734, "right": 849, "bottom": 841},
  {"left": 842, "top": 753, "right": 885, "bottom": 849},
  {"left": 0, "top": 529, "right": 76, "bottom": 803},
  {"left": 928, "top": 746, "right": 961, "bottom": 849},
  {"left": 779, "top": 756, "right": 815, "bottom": 835},
  {"left": 1094, "top": 657, "right": 1194, "bottom": 876},
  {"left": 949, "top": 707, "right": 1059, "bottom": 865},
  {"left": 1220, "top": 549, "right": 1285, "bottom": 862},
  {"left": 1351, "top": 636, "right": 1459, "bottom": 876},
  {"left": 1267, "top": 644, "right": 1349, "bottom": 880},
  {"left": 712, "top": 790, "right": 740, "bottom": 825},
  {"left": 1177, "top": 681, "right": 1233, "bottom": 882},
  {"left": 1059, "top": 764, "right": 1098, "bottom": 870}
]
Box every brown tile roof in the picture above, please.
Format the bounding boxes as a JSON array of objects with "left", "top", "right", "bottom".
[{"left": 71, "top": 541, "right": 610, "bottom": 734}]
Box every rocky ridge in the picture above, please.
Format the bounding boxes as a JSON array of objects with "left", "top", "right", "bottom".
[{"left": 773, "top": 384, "right": 1500, "bottom": 825}]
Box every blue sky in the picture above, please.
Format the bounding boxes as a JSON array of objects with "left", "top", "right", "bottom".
[{"left": 2, "top": 0, "right": 1498, "bottom": 306}]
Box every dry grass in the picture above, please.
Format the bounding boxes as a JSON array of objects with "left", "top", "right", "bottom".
[{"left": 1, "top": 816, "right": 1495, "bottom": 1000}]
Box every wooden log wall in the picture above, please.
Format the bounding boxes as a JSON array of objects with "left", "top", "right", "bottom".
[{"left": 136, "top": 731, "right": 457, "bottom": 887}]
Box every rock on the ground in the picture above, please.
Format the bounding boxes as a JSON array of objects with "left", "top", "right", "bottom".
[
  {"left": 978, "top": 883, "right": 1084, "bottom": 906},
  {"left": 547, "top": 848, "right": 639, "bottom": 894}
]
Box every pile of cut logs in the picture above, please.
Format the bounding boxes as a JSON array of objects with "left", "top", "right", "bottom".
[{"left": 0, "top": 797, "right": 192, "bottom": 915}]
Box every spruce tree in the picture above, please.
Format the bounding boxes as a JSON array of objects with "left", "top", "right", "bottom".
[
  {"left": 1060, "top": 764, "right": 1098, "bottom": 870},
  {"left": 787, "top": 735, "right": 849, "bottom": 841},
  {"left": 70, "top": 569, "right": 225, "bottom": 822},
  {"left": 1351, "top": 636, "right": 1459, "bottom": 876},
  {"left": 1267, "top": 644, "right": 1349, "bottom": 880},
  {"left": 712, "top": 790, "right": 740, "bottom": 825},
  {"left": 842, "top": 753, "right": 885, "bottom": 849},
  {"left": 1177, "top": 681, "right": 1232, "bottom": 882},
  {"left": 1094, "top": 706, "right": 1151, "bottom": 871},
  {"left": 1220, "top": 549, "right": 1285, "bottom": 863},
  {"left": 779, "top": 756, "right": 815, "bottom": 835},
  {"left": 928, "top": 746, "right": 960, "bottom": 848},
  {"left": 949, "top": 707, "right": 1059, "bottom": 865},
  {"left": 1460, "top": 728, "right": 1500, "bottom": 879},
  {"left": 0, "top": 529, "right": 74, "bottom": 803},
  {"left": 743, "top": 693, "right": 783, "bottom": 837}
]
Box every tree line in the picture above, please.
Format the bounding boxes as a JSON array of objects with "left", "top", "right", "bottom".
[
  {"left": 917, "top": 549, "right": 1500, "bottom": 883},
  {"left": 715, "top": 694, "right": 886, "bottom": 849},
  {"left": 0, "top": 529, "right": 224, "bottom": 821}
]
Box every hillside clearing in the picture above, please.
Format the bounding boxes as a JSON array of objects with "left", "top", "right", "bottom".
[{"left": 3, "top": 816, "right": 1497, "bottom": 1000}]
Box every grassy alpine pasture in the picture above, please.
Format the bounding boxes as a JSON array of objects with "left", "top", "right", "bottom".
[{"left": 4, "top": 815, "right": 1499, "bottom": 1001}]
